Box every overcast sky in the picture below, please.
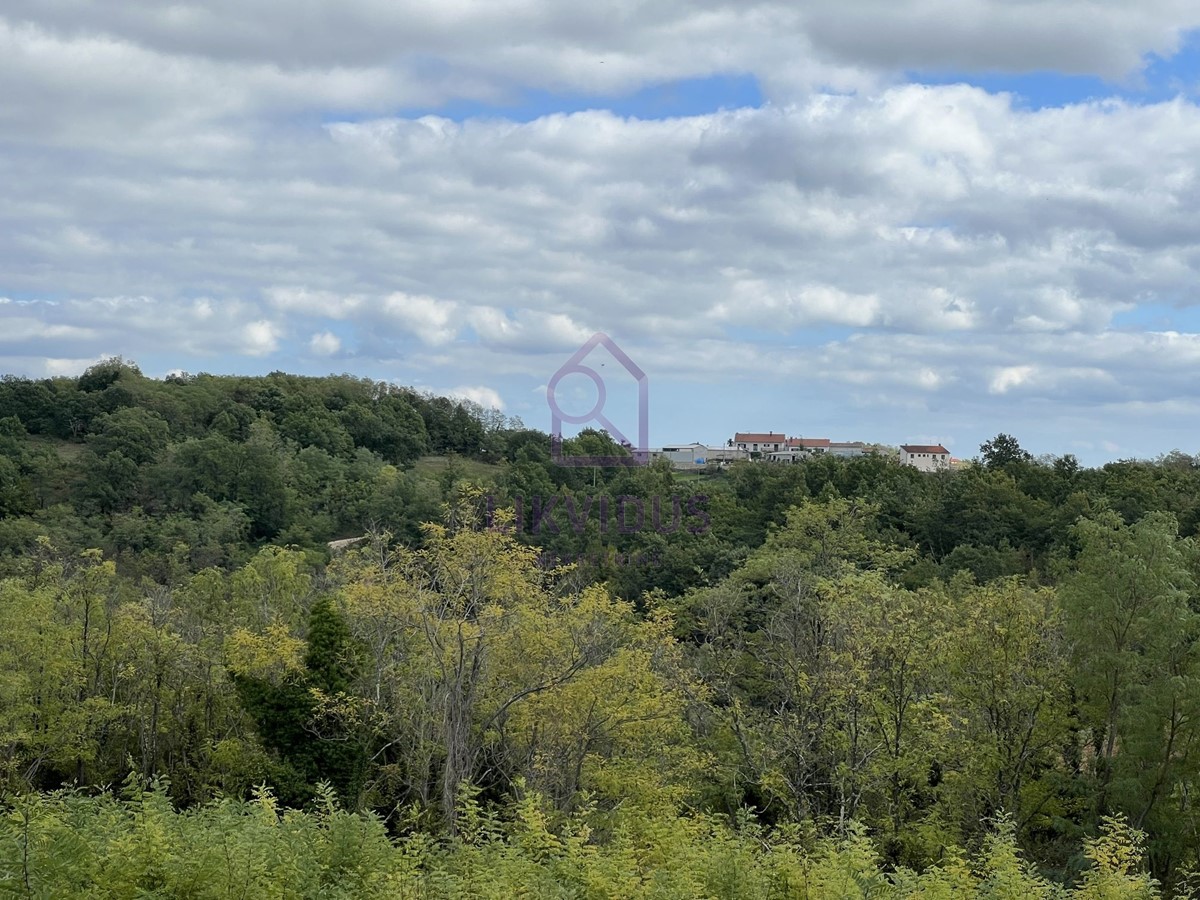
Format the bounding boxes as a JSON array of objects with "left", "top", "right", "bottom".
[{"left": 4, "top": 2, "right": 1200, "bottom": 463}]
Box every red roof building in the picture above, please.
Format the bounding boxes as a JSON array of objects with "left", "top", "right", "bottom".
[
  {"left": 733, "top": 432, "right": 787, "bottom": 452},
  {"left": 899, "top": 444, "right": 951, "bottom": 471},
  {"left": 787, "top": 437, "right": 831, "bottom": 449}
]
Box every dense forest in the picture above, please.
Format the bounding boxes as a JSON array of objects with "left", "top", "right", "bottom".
[{"left": 2, "top": 358, "right": 1200, "bottom": 895}]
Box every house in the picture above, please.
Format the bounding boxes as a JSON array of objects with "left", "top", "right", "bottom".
[
  {"left": 701, "top": 445, "right": 749, "bottom": 465},
  {"left": 899, "top": 444, "right": 951, "bottom": 472},
  {"left": 733, "top": 432, "right": 787, "bottom": 455},
  {"left": 655, "top": 443, "right": 747, "bottom": 467},
  {"left": 788, "top": 437, "right": 830, "bottom": 452},
  {"left": 763, "top": 437, "right": 830, "bottom": 463},
  {"left": 828, "top": 442, "right": 865, "bottom": 458},
  {"left": 764, "top": 450, "right": 796, "bottom": 463},
  {"left": 733, "top": 432, "right": 872, "bottom": 463}
]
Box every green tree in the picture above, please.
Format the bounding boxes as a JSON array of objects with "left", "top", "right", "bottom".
[
  {"left": 88, "top": 407, "right": 171, "bottom": 466},
  {"left": 940, "top": 576, "right": 1070, "bottom": 841},
  {"left": 1060, "top": 510, "right": 1200, "bottom": 878},
  {"left": 980, "top": 433, "right": 1034, "bottom": 469},
  {"left": 334, "top": 499, "right": 698, "bottom": 827}
]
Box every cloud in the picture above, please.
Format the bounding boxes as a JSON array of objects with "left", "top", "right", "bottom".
[
  {"left": 0, "top": 297, "right": 291, "bottom": 363},
  {"left": 447, "top": 385, "right": 505, "bottom": 410},
  {"left": 240, "top": 320, "right": 281, "bottom": 356},
  {"left": 379, "top": 293, "right": 460, "bottom": 346},
  {"left": 7, "top": 91, "right": 1200, "bottom": 357},
  {"left": 308, "top": 331, "right": 342, "bottom": 356},
  {"left": 5, "top": 4, "right": 1200, "bottom": 460},
  {"left": 467, "top": 307, "right": 593, "bottom": 351},
  {"left": 42, "top": 355, "right": 108, "bottom": 378},
  {"left": 9, "top": 84, "right": 1200, "bottom": 353},
  {"left": 710, "top": 283, "right": 884, "bottom": 329},
  {"left": 990, "top": 365, "right": 1038, "bottom": 394},
  {"left": 795, "top": 0, "right": 1194, "bottom": 79},
  {"left": 3, "top": 1, "right": 1195, "bottom": 107}
]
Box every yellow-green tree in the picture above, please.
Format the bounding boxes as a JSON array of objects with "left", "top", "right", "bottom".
[{"left": 333, "top": 498, "right": 700, "bottom": 825}]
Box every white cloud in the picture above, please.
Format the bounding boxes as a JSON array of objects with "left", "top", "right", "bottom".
[
  {"left": 42, "top": 356, "right": 106, "bottom": 377},
  {"left": 0, "top": 297, "right": 297, "bottom": 362},
  {"left": 5, "top": 4, "right": 1200, "bottom": 459},
  {"left": 990, "top": 365, "right": 1037, "bottom": 394},
  {"left": 308, "top": 331, "right": 341, "bottom": 356},
  {"left": 380, "top": 293, "right": 460, "bottom": 345},
  {"left": 2, "top": 1, "right": 1195, "bottom": 109},
  {"left": 448, "top": 385, "right": 505, "bottom": 410},
  {"left": 711, "top": 283, "right": 883, "bottom": 329},
  {"left": 241, "top": 319, "right": 281, "bottom": 355},
  {"left": 266, "top": 287, "right": 365, "bottom": 319},
  {"left": 467, "top": 307, "right": 592, "bottom": 351},
  {"left": 916, "top": 368, "right": 942, "bottom": 390},
  {"left": 9, "top": 86, "right": 1200, "bottom": 353}
]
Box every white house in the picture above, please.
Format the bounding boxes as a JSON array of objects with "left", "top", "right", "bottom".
[
  {"left": 655, "top": 443, "right": 747, "bottom": 467},
  {"left": 899, "top": 444, "right": 951, "bottom": 472},
  {"left": 700, "top": 445, "right": 749, "bottom": 464},
  {"left": 733, "top": 432, "right": 787, "bottom": 455},
  {"left": 789, "top": 437, "right": 830, "bottom": 453},
  {"left": 828, "top": 442, "right": 865, "bottom": 458},
  {"left": 763, "top": 437, "right": 828, "bottom": 462},
  {"left": 743, "top": 434, "right": 870, "bottom": 463}
]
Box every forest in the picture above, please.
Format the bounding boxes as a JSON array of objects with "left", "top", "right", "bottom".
[{"left": 1, "top": 357, "right": 1199, "bottom": 896}]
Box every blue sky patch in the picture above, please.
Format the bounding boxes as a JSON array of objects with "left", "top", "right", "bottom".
[
  {"left": 1112, "top": 303, "right": 1200, "bottom": 332},
  {"left": 909, "top": 28, "right": 1200, "bottom": 109}
]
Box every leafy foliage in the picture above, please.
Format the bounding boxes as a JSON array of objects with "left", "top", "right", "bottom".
[
  {"left": 3, "top": 370, "right": 1200, "bottom": 892},
  {"left": 0, "top": 784, "right": 1164, "bottom": 898}
]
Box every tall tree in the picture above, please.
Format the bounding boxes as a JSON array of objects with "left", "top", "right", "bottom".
[
  {"left": 980, "top": 433, "right": 1034, "bottom": 469},
  {"left": 1060, "top": 510, "right": 1200, "bottom": 874}
]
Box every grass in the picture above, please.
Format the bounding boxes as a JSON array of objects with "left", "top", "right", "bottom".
[
  {"left": 412, "top": 454, "right": 505, "bottom": 480},
  {"left": 26, "top": 434, "right": 87, "bottom": 461}
]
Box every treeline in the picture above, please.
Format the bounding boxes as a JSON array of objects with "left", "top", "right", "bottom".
[
  {"left": 0, "top": 357, "right": 496, "bottom": 458},
  {"left": 6, "top": 358, "right": 1200, "bottom": 598},
  {"left": 5, "top": 361, "right": 1200, "bottom": 892},
  {"left": 0, "top": 359, "right": 522, "bottom": 575}
]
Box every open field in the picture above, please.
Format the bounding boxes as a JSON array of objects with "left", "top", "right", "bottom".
[
  {"left": 411, "top": 454, "right": 505, "bottom": 480},
  {"left": 26, "top": 434, "right": 87, "bottom": 462}
]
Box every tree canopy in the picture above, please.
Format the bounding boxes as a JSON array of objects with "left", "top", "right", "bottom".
[{"left": 1, "top": 367, "right": 1198, "bottom": 894}]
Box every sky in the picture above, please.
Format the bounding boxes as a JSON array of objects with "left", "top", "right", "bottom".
[{"left": 4, "top": 2, "right": 1200, "bottom": 464}]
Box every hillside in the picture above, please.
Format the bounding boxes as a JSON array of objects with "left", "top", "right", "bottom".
[{"left": 4, "top": 359, "right": 1200, "bottom": 892}]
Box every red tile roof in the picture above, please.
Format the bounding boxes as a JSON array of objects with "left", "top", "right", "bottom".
[
  {"left": 787, "top": 437, "right": 831, "bottom": 448},
  {"left": 900, "top": 444, "right": 950, "bottom": 454},
  {"left": 734, "top": 432, "right": 787, "bottom": 443}
]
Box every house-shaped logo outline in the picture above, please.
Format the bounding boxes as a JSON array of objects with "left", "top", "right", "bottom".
[{"left": 547, "top": 332, "right": 649, "bottom": 467}]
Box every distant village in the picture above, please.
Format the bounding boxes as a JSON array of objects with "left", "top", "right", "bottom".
[{"left": 651, "top": 432, "right": 966, "bottom": 472}]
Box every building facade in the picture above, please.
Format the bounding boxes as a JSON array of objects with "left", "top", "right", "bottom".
[
  {"left": 733, "top": 432, "right": 787, "bottom": 455},
  {"left": 655, "top": 443, "right": 748, "bottom": 467},
  {"left": 737, "top": 433, "right": 868, "bottom": 462},
  {"left": 899, "top": 444, "right": 951, "bottom": 471},
  {"left": 828, "top": 442, "right": 865, "bottom": 458}
]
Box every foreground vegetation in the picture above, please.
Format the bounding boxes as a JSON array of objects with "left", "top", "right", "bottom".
[
  {"left": 1, "top": 786, "right": 1161, "bottom": 898},
  {"left": 3, "top": 360, "right": 1200, "bottom": 894}
]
